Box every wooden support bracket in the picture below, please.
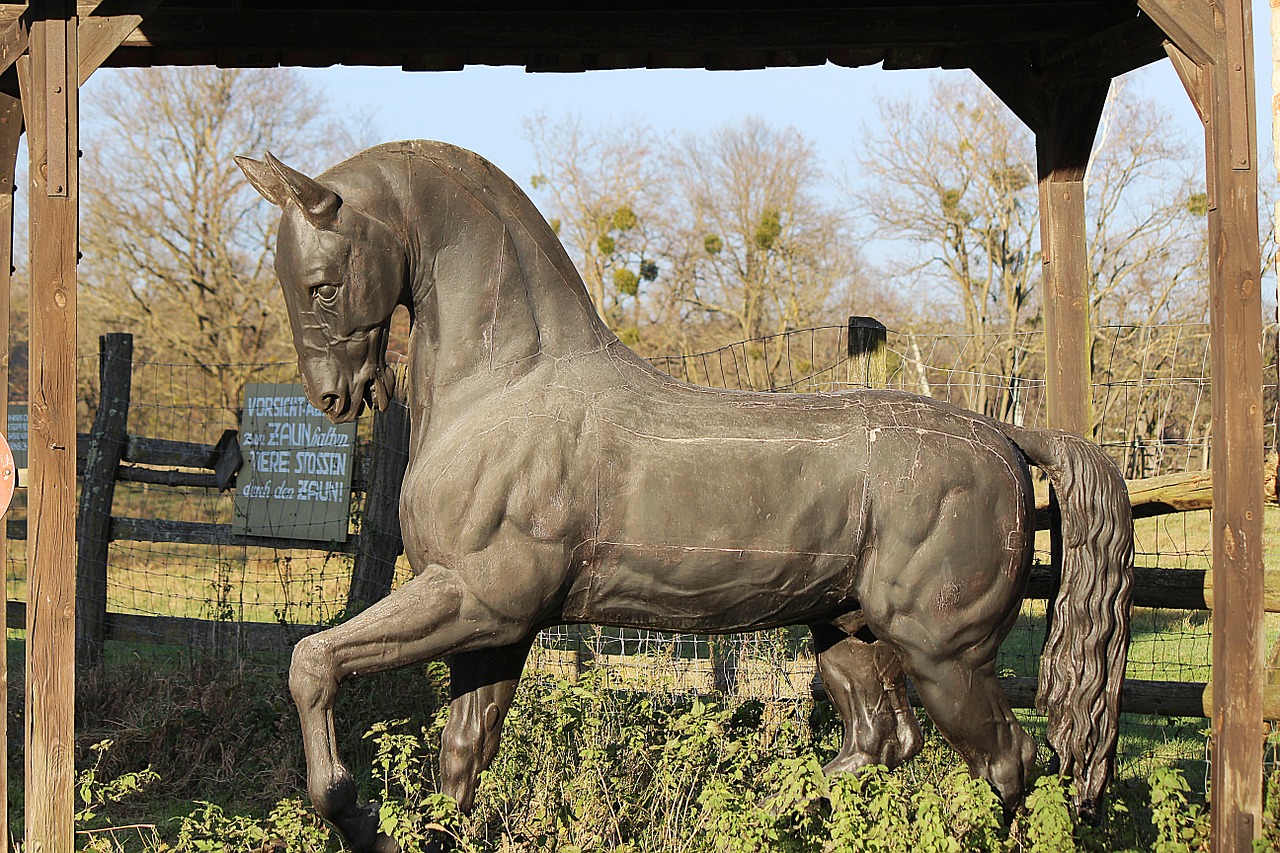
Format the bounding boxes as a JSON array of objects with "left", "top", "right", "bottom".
[
  {"left": 1136, "top": 0, "right": 1216, "bottom": 67},
  {"left": 77, "top": 0, "right": 162, "bottom": 85},
  {"left": 1165, "top": 39, "right": 1208, "bottom": 123}
]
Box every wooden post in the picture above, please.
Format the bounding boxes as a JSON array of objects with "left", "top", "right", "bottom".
[
  {"left": 971, "top": 66, "right": 1107, "bottom": 434},
  {"left": 346, "top": 395, "right": 408, "bottom": 611},
  {"left": 847, "top": 316, "right": 887, "bottom": 388},
  {"left": 75, "top": 333, "right": 132, "bottom": 667},
  {"left": 1203, "top": 2, "right": 1265, "bottom": 849},
  {"left": 0, "top": 88, "right": 21, "bottom": 853},
  {"left": 20, "top": 0, "right": 79, "bottom": 848},
  {"left": 1036, "top": 84, "right": 1108, "bottom": 436}
]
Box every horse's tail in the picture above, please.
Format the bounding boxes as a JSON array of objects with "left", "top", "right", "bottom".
[{"left": 1002, "top": 425, "right": 1133, "bottom": 815}]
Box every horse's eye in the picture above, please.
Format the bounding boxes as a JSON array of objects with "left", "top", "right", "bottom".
[{"left": 312, "top": 284, "right": 339, "bottom": 302}]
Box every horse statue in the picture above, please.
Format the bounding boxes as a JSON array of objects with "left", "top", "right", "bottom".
[{"left": 235, "top": 141, "right": 1133, "bottom": 853}]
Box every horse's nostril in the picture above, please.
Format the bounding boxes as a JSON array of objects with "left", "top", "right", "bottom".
[{"left": 321, "top": 394, "right": 340, "bottom": 413}]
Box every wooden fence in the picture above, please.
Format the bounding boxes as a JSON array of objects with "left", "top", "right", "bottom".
[
  {"left": 5, "top": 330, "right": 1278, "bottom": 721},
  {"left": 6, "top": 333, "right": 411, "bottom": 665}
]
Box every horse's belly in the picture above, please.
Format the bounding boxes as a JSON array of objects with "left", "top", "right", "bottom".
[
  {"left": 566, "top": 432, "right": 869, "bottom": 631},
  {"left": 567, "top": 547, "right": 857, "bottom": 631}
]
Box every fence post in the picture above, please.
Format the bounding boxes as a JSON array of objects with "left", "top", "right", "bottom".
[
  {"left": 75, "top": 333, "right": 132, "bottom": 669},
  {"left": 347, "top": 395, "right": 409, "bottom": 612},
  {"left": 847, "top": 317, "right": 888, "bottom": 388}
]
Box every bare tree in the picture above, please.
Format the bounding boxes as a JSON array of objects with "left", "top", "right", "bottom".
[
  {"left": 859, "top": 76, "right": 1207, "bottom": 429},
  {"left": 669, "top": 117, "right": 863, "bottom": 346},
  {"left": 858, "top": 78, "right": 1040, "bottom": 419},
  {"left": 524, "top": 113, "right": 669, "bottom": 343},
  {"left": 1084, "top": 82, "right": 1207, "bottom": 327},
  {"left": 527, "top": 114, "right": 870, "bottom": 366},
  {"left": 79, "top": 67, "right": 357, "bottom": 421}
]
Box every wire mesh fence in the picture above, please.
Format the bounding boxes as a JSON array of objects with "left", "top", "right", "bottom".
[{"left": 10, "top": 318, "right": 1272, "bottom": 786}]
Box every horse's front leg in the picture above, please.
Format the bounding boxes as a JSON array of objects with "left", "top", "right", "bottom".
[
  {"left": 441, "top": 637, "right": 535, "bottom": 812},
  {"left": 290, "top": 565, "right": 526, "bottom": 853}
]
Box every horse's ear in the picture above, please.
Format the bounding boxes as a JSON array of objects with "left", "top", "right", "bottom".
[
  {"left": 264, "top": 152, "right": 342, "bottom": 229},
  {"left": 234, "top": 155, "right": 291, "bottom": 208}
]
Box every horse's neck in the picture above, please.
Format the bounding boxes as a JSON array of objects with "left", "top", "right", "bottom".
[{"left": 403, "top": 153, "right": 615, "bottom": 394}]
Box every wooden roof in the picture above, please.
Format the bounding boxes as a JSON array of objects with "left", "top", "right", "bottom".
[{"left": 0, "top": 1, "right": 1168, "bottom": 80}]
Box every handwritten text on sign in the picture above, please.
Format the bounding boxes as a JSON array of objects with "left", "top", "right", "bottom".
[{"left": 234, "top": 383, "right": 357, "bottom": 542}]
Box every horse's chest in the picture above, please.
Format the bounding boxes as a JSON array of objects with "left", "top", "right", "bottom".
[{"left": 399, "top": 412, "right": 589, "bottom": 565}]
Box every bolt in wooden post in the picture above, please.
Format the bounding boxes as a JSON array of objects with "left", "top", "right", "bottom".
[{"left": 75, "top": 333, "right": 132, "bottom": 668}]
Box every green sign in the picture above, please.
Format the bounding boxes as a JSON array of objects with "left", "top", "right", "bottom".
[
  {"left": 7, "top": 404, "right": 26, "bottom": 470},
  {"left": 234, "top": 383, "right": 356, "bottom": 542}
]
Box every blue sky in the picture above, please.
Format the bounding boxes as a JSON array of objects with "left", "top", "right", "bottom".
[{"left": 287, "top": 1, "right": 1274, "bottom": 198}]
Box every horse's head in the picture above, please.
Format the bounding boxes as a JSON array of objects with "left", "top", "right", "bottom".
[{"left": 235, "top": 152, "right": 406, "bottom": 423}]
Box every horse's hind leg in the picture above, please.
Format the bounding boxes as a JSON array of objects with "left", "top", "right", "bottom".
[
  {"left": 289, "top": 565, "right": 527, "bottom": 853},
  {"left": 441, "top": 637, "right": 534, "bottom": 812},
  {"left": 897, "top": 649, "right": 1036, "bottom": 808},
  {"left": 811, "top": 624, "right": 922, "bottom": 775}
]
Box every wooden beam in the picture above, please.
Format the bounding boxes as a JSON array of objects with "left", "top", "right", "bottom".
[
  {"left": 972, "top": 59, "right": 1047, "bottom": 134},
  {"left": 0, "top": 13, "right": 27, "bottom": 79},
  {"left": 0, "top": 88, "right": 19, "bottom": 853},
  {"left": 0, "top": 3, "right": 1157, "bottom": 76},
  {"left": 1165, "top": 39, "right": 1208, "bottom": 123},
  {"left": 1137, "top": 0, "right": 1216, "bottom": 66},
  {"left": 1199, "top": 1, "right": 1265, "bottom": 849},
  {"left": 19, "top": 0, "right": 78, "bottom": 850},
  {"left": 76, "top": 0, "right": 160, "bottom": 85},
  {"left": 1037, "top": 80, "right": 1109, "bottom": 435},
  {"left": 1039, "top": 13, "right": 1169, "bottom": 84},
  {"left": 74, "top": 333, "right": 131, "bottom": 668}
]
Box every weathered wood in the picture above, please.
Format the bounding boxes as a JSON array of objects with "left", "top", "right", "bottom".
[
  {"left": 0, "top": 87, "right": 20, "bottom": 853},
  {"left": 103, "top": 610, "right": 319, "bottom": 653},
  {"left": 0, "top": 3, "right": 1162, "bottom": 77},
  {"left": 109, "top": 516, "right": 358, "bottom": 554},
  {"left": 75, "top": 0, "right": 160, "bottom": 85},
  {"left": 347, "top": 396, "right": 408, "bottom": 611},
  {"left": 78, "top": 430, "right": 248, "bottom": 485},
  {"left": 103, "top": 6, "right": 1128, "bottom": 53},
  {"left": 1039, "top": 14, "right": 1167, "bottom": 84},
  {"left": 5, "top": 600, "right": 324, "bottom": 652},
  {"left": 124, "top": 434, "right": 223, "bottom": 469},
  {"left": 20, "top": 0, "right": 80, "bottom": 848},
  {"left": 0, "top": 12, "right": 27, "bottom": 78},
  {"left": 846, "top": 316, "right": 887, "bottom": 388},
  {"left": 114, "top": 465, "right": 219, "bottom": 488},
  {"left": 1026, "top": 564, "right": 1280, "bottom": 613},
  {"left": 1136, "top": 0, "right": 1216, "bottom": 66},
  {"left": 74, "top": 333, "right": 131, "bottom": 668},
  {"left": 1164, "top": 40, "right": 1207, "bottom": 123},
  {"left": 1031, "top": 457, "right": 1279, "bottom": 526},
  {"left": 904, "top": 677, "right": 1280, "bottom": 722},
  {"left": 1198, "top": 1, "right": 1266, "bottom": 847},
  {"left": 1037, "top": 81, "right": 1109, "bottom": 436}
]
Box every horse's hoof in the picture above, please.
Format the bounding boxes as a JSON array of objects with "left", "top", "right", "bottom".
[
  {"left": 335, "top": 802, "right": 402, "bottom": 853},
  {"left": 370, "top": 832, "right": 403, "bottom": 853}
]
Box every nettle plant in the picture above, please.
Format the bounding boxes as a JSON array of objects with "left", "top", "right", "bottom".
[{"left": 118, "top": 669, "right": 1246, "bottom": 853}]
